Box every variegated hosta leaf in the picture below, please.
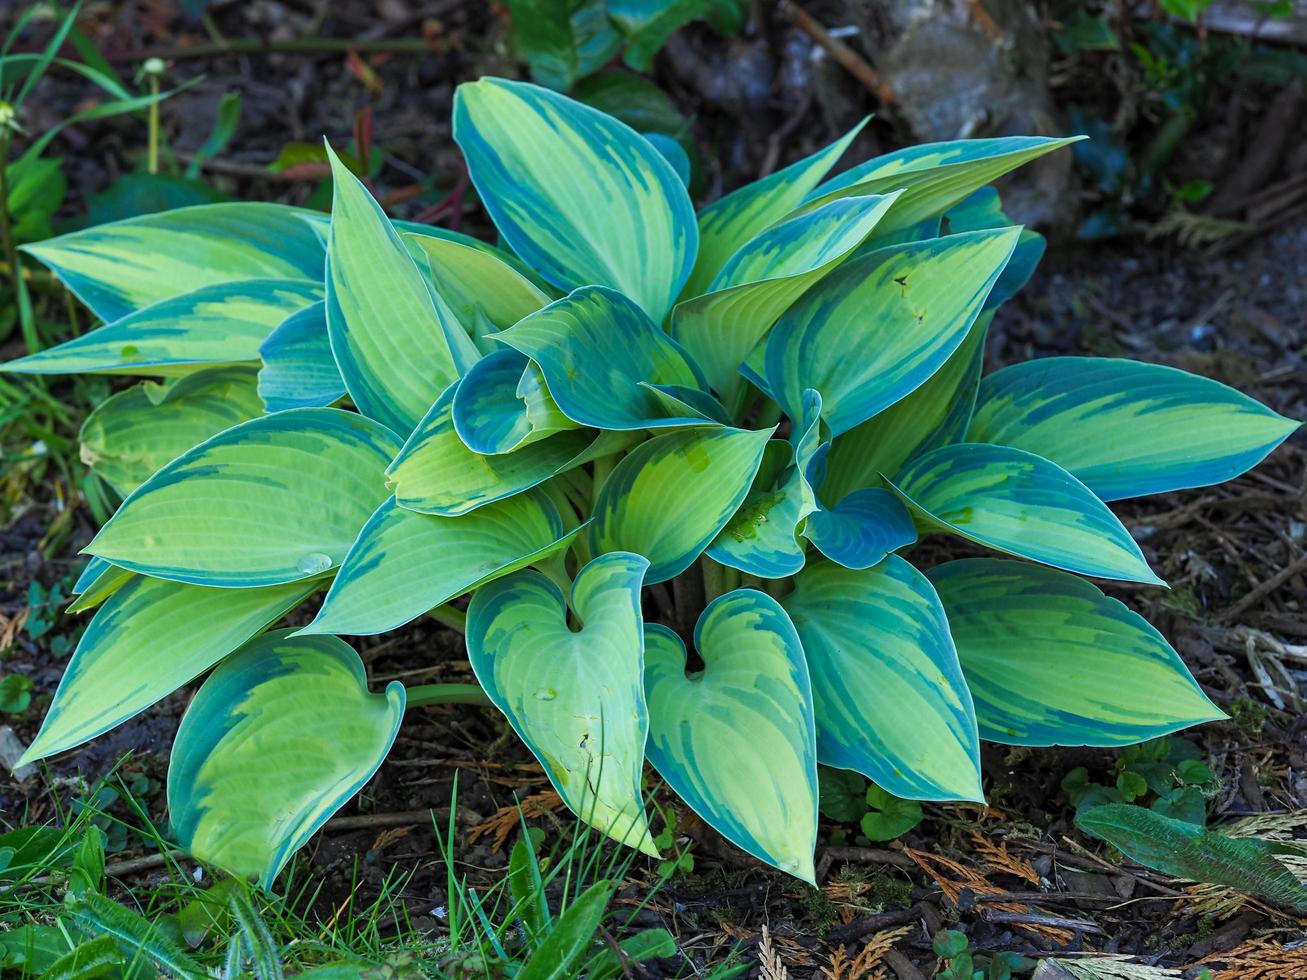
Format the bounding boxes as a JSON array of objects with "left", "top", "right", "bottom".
[
  {"left": 967, "top": 357, "right": 1302, "bottom": 501},
  {"left": 929, "top": 559, "right": 1225, "bottom": 745},
  {"left": 800, "top": 135, "right": 1084, "bottom": 231},
  {"left": 467, "top": 552, "right": 656, "bottom": 855},
  {"left": 404, "top": 232, "right": 551, "bottom": 341},
  {"left": 939, "top": 187, "right": 1045, "bottom": 310},
  {"left": 705, "top": 440, "right": 813, "bottom": 578},
  {"left": 20, "top": 577, "right": 317, "bottom": 764},
  {"left": 752, "top": 229, "right": 1019, "bottom": 436},
  {"left": 325, "top": 148, "right": 479, "bottom": 435},
  {"left": 79, "top": 367, "right": 265, "bottom": 496},
  {"left": 821, "top": 309, "right": 990, "bottom": 503},
  {"left": 87, "top": 408, "right": 401, "bottom": 587},
  {"left": 387, "top": 381, "right": 635, "bottom": 517},
  {"left": 802, "top": 488, "right": 917, "bottom": 570},
  {"left": 453, "top": 77, "right": 695, "bottom": 323},
  {"left": 495, "top": 286, "right": 709, "bottom": 430},
  {"left": 670, "top": 192, "right": 899, "bottom": 402},
  {"left": 19, "top": 202, "right": 325, "bottom": 323},
  {"left": 643, "top": 590, "right": 818, "bottom": 882},
  {"left": 302, "top": 492, "right": 581, "bottom": 636},
  {"left": 1, "top": 278, "right": 323, "bottom": 375},
  {"left": 397, "top": 220, "right": 557, "bottom": 294},
  {"left": 452, "top": 350, "right": 578, "bottom": 455},
  {"left": 257, "top": 302, "right": 346, "bottom": 412},
  {"left": 782, "top": 557, "right": 983, "bottom": 801},
  {"left": 67, "top": 557, "right": 133, "bottom": 614},
  {"left": 169, "top": 631, "right": 404, "bottom": 887},
  {"left": 588, "top": 426, "right": 772, "bottom": 584},
  {"left": 684, "top": 119, "right": 864, "bottom": 299},
  {"left": 889, "top": 443, "right": 1164, "bottom": 586}
]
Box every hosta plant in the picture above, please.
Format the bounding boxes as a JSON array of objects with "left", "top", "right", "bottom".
[{"left": 7, "top": 77, "right": 1298, "bottom": 889}]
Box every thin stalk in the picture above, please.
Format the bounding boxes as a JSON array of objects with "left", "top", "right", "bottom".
[
  {"left": 147, "top": 73, "right": 160, "bottom": 174},
  {"left": 720, "top": 565, "right": 741, "bottom": 593},
  {"left": 701, "top": 557, "right": 725, "bottom": 603},
  {"left": 590, "top": 452, "right": 618, "bottom": 504},
  {"left": 427, "top": 604, "right": 466, "bottom": 633},
  {"left": 102, "top": 36, "right": 443, "bottom": 63},
  {"left": 405, "top": 684, "right": 491, "bottom": 709},
  {"left": 671, "top": 566, "right": 706, "bottom": 638}
]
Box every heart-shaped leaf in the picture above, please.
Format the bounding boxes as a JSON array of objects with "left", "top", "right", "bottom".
[
  {"left": 303, "top": 491, "right": 582, "bottom": 636},
  {"left": 169, "top": 631, "right": 404, "bottom": 887},
  {"left": 22, "top": 576, "right": 317, "bottom": 764},
  {"left": 454, "top": 77, "right": 695, "bottom": 323},
  {"left": 19, "top": 202, "right": 325, "bottom": 323},
  {"left": 325, "top": 148, "right": 479, "bottom": 435},
  {"left": 588, "top": 425, "right": 772, "bottom": 584},
  {"left": 967, "top": 357, "right": 1301, "bottom": 501},
  {"left": 467, "top": 552, "right": 656, "bottom": 854},
  {"left": 685, "top": 120, "right": 864, "bottom": 298},
  {"left": 2, "top": 278, "right": 322, "bottom": 375},
  {"left": 928, "top": 559, "right": 1225, "bottom": 745},
  {"left": 388, "top": 381, "right": 635, "bottom": 517},
  {"left": 753, "top": 229, "right": 1019, "bottom": 436},
  {"left": 643, "top": 590, "right": 818, "bottom": 882},
  {"left": 782, "top": 556, "right": 982, "bottom": 801},
  {"left": 257, "top": 302, "right": 346, "bottom": 412},
  {"left": 889, "top": 443, "right": 1164, "bottom": 585},
  {"left": 80, "top": 366, "right": 265, "bottom": 495},
  {"left": 87, "top": 408, "right": 401, "bottom": 587},
  {"left": 495, "top": 286, "right": 709, "bottom": 431}
]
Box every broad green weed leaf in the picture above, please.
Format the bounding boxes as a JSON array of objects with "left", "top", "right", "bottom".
[
  {"left": 169, "top": 631, "right": 404, "bottom": 887},
  {"left": 890, "top": 443, "right": 1164, "bottom": 585},
  {"left": 87, "top": 408, "right": 401, "bottom": 587},
  {"left": 670, "top": 193, "right": 898, "bottom": 401},
  {"left": 861, "top": 785, "right": 924, "bottom": 841},
  {"left": 496, "top": 286, "right": 709, "bottom": 430},
  {"left": 753, "top": 229, "right": 1018, "bottom": 436},
  {"left": 928, "top": 559, "right": 1224, "bottom": 745},
  {"left": 2, "top": 278, "right": 322, "bottom": 375},
  {"left": 257, "top": 302, "right": 346, "bottom": 412},
  {"left": 643, "top": 590, "right": 818, "bottom": 882},
  {"left": 388, "top": 381, "right": 635, "bottom": 517},
  {"left": 19, "top": 202, "right": 324, "bottom": 323},
  {"left": 452, "top": 349, "right": 579, "bottom": 454},
  {"left": 801, "top": 135, "right": 1085, "bottom": 231},
  {"left": 968, "top": 357, "right": 1301, "bottom": 501},
  {"left": 685, "top": 119, "right": 864, "bottom": 298},
  {"left": 454, "top": 77, "right": 695, "bottom": 322},
  {"left": 21, "top": 576, "right": 317, "bottom": 764},
  {"left": 326, "top": 148, "right": 479, "bottom": 434},
  {"left": 821, "top": 310, "right": 989, "bottom": 502},
  {"left": 1076, "top": 806, "right": 1307, "bottom": 912},
  {"left": 588, "top": 425, "right": 772, "bottom": 584},
  {"left": 467, "top": 553, "right": 656, "bottom": 854},
  {"left": 303, "top": 491, "right": 581, "bottom": 636},
  {"left": 783, "top": 556, "right": 982, "bottom": 801},
  {"left": 518, "top": 880, "right": 617, "bottom": 980},
  {"left": 79, "top": 366, "right": 264, "bottom": 495}
]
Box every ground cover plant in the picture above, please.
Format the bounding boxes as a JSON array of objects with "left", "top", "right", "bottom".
[{"left": 2, "top": 73, "right": 1299, "bottom": 898}]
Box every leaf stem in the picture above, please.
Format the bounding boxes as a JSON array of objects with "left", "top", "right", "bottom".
[
  {"left": 404, "top": 683, "right": 491, "bottom": 709},
  {"left": 428, "top": 604, "right": 466, "bottom": 633},
  {"left": 590, "top": 452, "right": 617, "bottom": 504},
  {"left": 147, "top": 73, "right": 160, "bottom": 174},
  {"left": 701, "top": 557, "right": 725, "bottom": 602}
]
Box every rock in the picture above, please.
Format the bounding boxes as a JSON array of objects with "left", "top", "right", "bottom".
[
  {"left": 0, "top": 725, "right": 35, "bottom": 782},
  {"left": 843, "top": 0, "right": 1071, "bottom": 228}
]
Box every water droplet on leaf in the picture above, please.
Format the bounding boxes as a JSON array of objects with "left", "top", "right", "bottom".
[{"left": 297, "top": 552, "right": 332, "bottom": 575}]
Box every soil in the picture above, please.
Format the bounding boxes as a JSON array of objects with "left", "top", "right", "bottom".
[{"left": 1, "top": 2, "right": 1305, "bottom": 977}]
